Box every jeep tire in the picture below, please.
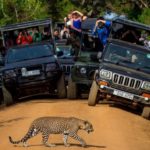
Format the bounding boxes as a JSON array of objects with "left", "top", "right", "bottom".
[
  {"left": 2, "top": 85, "right": 13, "bottom": 106},
  {"left": 141, "top": 106, "right": 150, "bottom": 120},
  {"left": 57, "top": 73, "right": 66, "bottom": 98},
  {"left": 88, "top": 81, "right": 98, "bottom": 106},
  {"left": 67, "top": 75, "right": 77, "bottom": 99}
]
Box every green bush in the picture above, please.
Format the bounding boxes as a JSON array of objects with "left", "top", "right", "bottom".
[{"left": 138, "top": 8, "right": 150, "bottom": 25}]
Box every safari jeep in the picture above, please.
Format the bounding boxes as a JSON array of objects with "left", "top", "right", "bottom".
[
  {"left": 67, "top": 18, "right": 101, "bottom": 99},
  {"left": 2, "top": 42, "right": 66, "bottom": 105},
  {"left": 0, "top": 19, "right": 66, "bottom": 105},
  {"left": 88, "top": 39, "right": 150, "bottom": 119}
]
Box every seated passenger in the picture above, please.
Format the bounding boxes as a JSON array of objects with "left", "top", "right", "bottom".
[
  {"left": 16, "top": 30, "right": 33, "bottom": 45},
  {"left": 60, "top": 26, "right": 70, "bottom": 39},
  {"left": 29, "top": 27, "right": 42, "bottom": 42},
  {"left": 42, "top": 27, "right": 51, "bottom": 41},
  {"left": 121, "top": 27, "right": 140, "bottom": 44},
  {"left": 139, "top": 31, "right": 150, "bottom": 49},
  {"left": 53, "top": 29, "right": 60, "bottom": 41}
]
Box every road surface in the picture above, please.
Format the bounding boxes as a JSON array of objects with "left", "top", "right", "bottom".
[{"left": 0, "top": 98, "right": 150, "bottom": 150}]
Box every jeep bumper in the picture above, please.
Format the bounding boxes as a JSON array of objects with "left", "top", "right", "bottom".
[{"left": 99, "top": 85, "right": 150, "bottom": 105}]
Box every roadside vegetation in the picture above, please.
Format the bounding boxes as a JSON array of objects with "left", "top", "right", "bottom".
[{"left": 0, "top": 0, "right": 149, "bottom": 26}]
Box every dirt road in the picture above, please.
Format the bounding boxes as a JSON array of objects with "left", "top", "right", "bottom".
[{"left": 0, "top": 98, "right": 150, "bottom": 150}]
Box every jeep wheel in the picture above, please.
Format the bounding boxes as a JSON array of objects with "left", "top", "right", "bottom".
[
  {"left": 141, "top": 106, "right": 150, "bottom": 120},
  {"left": 88, "top": 81, "right": 98, "bottom": 106},
  {"left": 2, "top": 85, "right": 13, "bottom": 106},
  {"left": 67, "top": 75, "right": 77, "bottom": 99},
  {"left": 57, "top": 73, "right": 67, "bottom": 98},
  {"left": 0, "top": 88, "right": 3, "bottom": 104}
]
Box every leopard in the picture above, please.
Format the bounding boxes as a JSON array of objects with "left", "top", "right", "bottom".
[{"left": 9, "top": 116, "right": 94, "bottom": 147}]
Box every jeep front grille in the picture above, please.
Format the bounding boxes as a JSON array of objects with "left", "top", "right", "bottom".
[
  {"left": 62, "top": 65, "right": 73, "bottom": 73},
  {"left": 112, "top": 73, "right": 142, "bottom": 89}
]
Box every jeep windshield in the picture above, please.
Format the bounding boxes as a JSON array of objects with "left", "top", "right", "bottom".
[
  {"left": 6, "top": 44, "right": 54, "bottom": 64},
  {"left": 104, "top": 43, "right": 150, "bottom": 71},
  {"left": 56, "top": 45, "right": 72, "bottom": 56}
]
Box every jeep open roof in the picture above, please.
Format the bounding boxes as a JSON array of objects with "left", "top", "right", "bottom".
[
  {"left": 81, "top": 18, "right": 97, "bottom": 34},
  {"left": 0, "top": 18, "right": 53, "bottom": 49},
  {"left": 81, "top": 16, "right": 150, "bottom": 35},
  {"left": 0, "top": 19, "right": 52, "bottom": 32},
  {"left": 112, "top": 17, "right": 150, "bottom": 31}
]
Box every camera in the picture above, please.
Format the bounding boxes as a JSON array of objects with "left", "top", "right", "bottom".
[{"left": 98, "top": 22, "right": 104, "bottom": 28}]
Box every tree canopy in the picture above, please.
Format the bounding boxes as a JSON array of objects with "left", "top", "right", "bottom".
[{"left": 0, "top": 0, "right": 149, "bottom": 26}]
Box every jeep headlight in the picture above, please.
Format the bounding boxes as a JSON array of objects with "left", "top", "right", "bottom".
[
  {"left": 100, "top": 69, "right": 112, "bottom": 80},
  {"left": 141, "top": 81, "right": 150, "bottom": 91},
  {"left": 46, "top": 63, "right": 57, "bottom": 71},
  {"left": 80, "top": 67, "right": 87, "bottom": 74},
  {"left": 4, "top": 70, "right": 16, "bottom": 78}
]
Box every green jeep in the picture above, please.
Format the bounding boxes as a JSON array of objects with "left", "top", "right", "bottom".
[{"left": 67, "top": 18, "right": 101, "bottom": 99}]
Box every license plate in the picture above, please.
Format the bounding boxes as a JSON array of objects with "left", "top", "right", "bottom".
[
  {"left": 22, "top": 70, "right": 40, "bottom": 77},
  {"left": 113, "top": 89, "right": 134, "bottom": 100}
]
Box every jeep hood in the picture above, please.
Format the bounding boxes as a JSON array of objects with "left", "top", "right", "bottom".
[
  {"left": 4, "top": 56, "right": 56, "bottom": 70},
  {"left": 78, "top": 51, "right": 98, "bottom": 62}
]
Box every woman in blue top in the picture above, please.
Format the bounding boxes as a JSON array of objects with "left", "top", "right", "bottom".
[{"left": 71, "top": 12, "right": 82, "bottom": 33}]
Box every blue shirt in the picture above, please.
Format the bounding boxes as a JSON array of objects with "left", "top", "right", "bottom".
[
  {"left": 93, "top": 20, "right": 111, "bottom": 46},
  {"left": 73, "top": 19, "right": 81, "bottom": 30}
]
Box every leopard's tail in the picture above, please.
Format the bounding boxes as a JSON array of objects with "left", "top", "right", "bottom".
[
  {"left": 9, "top": 125, "right": 36, "bottom": 145},
  {"left": 9, "top": 136, "right": 22, "bottom": 144}
]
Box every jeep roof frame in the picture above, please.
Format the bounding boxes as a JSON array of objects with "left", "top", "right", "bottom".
[
  {"left": 0, "top": 18, "right": 53, "bottom": 47},
  {"left": 107, "top": 38, "right": 150, "bottom": 53},
  {"left": 112, "top": 17, "right": 150, "bottom": 31},
  {"left": 0, "top": 18, "right": 52, "bottom": 32},
  {"left": 81, "top": 18, "right": 97, "bottom": 35}
]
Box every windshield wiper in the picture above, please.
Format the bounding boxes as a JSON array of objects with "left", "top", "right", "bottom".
[
  {"left": 8, "top": 58, "right": 31, "bottom": 63},
  {"left": 120, "top": 59, "right": 132, "bottom": 64},
  {"left": 136, "top": 66, "right": 150, "bottom": 71},
  {"left": 35, "top": 55, "right": 53, "bottom": 59},
  {"left": 113, "top": 59, "right": 132, "bottom": 65},
  {"left": 142, "top": 66, "right": 150, "bottom": 69}
]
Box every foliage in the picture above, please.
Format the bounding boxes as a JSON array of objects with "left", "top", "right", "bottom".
[
  {"left": 47, "top": 0, "right": 79, "bottom": 22},
  {"left": 0, "top": 0, "right": 48, "bottom": 26},
  {"left": 0, "top": 0, "right": 149, "bottom": 26},
  {"left": 138, "top": 8, "right": 150, "bottom": 25}
]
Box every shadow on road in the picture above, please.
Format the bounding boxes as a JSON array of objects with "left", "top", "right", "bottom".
[
  {"left": 109, "top": 103, "right": 142, "bottom": 115},
  {"left": 14, "top": 143, "right": 106, "bottom": 148},
  {"left": 0, "top": 117, "right": 26, "bottom": 128}
]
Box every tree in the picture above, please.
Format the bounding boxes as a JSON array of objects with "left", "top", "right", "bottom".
[
  {"left": 0, "top": 0, "right": 48, "bottom": 25},
  {"left": 138, "top": 8, "right": 150, "bottom": 24},
  {"left": 46, "top": 0, "right": 80, "bottom": 22},
  {"left": 0, "top": 0, "right": 149, "bottom": 26}
]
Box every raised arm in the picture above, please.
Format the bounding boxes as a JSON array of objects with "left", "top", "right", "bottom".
[{"left": 72, "top": 10, "right": 84, "bottom": 17}]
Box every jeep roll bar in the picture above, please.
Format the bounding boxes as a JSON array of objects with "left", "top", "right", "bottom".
[{"left": 0, "top": 19, "right": 53, "bottom": 48}]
